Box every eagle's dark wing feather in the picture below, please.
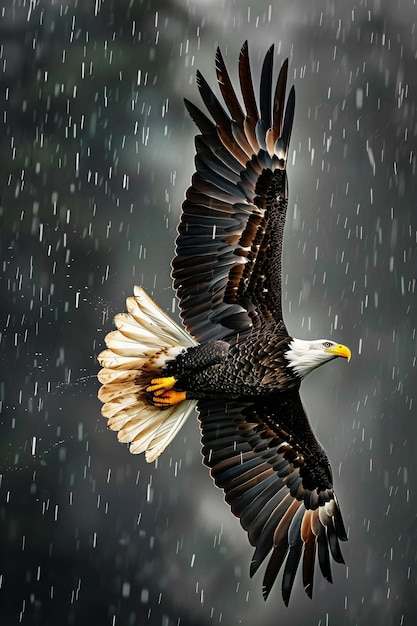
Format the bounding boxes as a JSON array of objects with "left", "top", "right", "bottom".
[
  {"left": 197, "top": 394, "right": 347, "bottom": 605},
  {"left": 172, "top": 42, "right": 295, "bottom": 342}
]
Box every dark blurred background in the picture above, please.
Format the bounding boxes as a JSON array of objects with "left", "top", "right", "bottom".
[{"left": 0, "top": 1, "right": 416, "bottom": 624}]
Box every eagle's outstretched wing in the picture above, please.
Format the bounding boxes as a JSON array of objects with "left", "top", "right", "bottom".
[
  {"left": 198, "top": 394, "right": 347, "bottom": 605},
  {"left": 172, "top": 42, "right": 295, "bottom": 342}
]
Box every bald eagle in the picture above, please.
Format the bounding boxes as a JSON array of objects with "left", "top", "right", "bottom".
[{"left": 97, "top": 42, "right": 351, "bottom": 605}]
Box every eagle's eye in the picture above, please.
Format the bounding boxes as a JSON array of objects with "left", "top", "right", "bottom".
[{"left": 323, "top": 341, "right": 332, "bottom": 349}]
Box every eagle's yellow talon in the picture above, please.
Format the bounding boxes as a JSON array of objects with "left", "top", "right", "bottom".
[
  {"left": 146, "top": 376, "right": 177, "bottom": 393},
  {"left": 148, "top": 389, "right": 187, "bottom": 407},
  {"left": 153, "top": 388, "right": 168, "bottom": 397}
]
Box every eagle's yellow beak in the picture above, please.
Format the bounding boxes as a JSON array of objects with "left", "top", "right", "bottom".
[{"left": 325, "top": 343, "right": 351, "bottom": 361}]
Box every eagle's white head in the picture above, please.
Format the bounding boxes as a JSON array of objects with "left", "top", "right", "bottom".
[{"left": 285, "top": 338, "right": 351, "bottom": 379}]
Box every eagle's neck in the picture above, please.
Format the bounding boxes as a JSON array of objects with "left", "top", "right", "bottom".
[{"left": 284, "top": 338, "right": 333, "bottom": 379}]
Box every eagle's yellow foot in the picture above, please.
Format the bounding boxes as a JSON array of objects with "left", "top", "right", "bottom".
[
  {"left": 146, "top": 377, "right": 186, "bottom": 407},
  {"left": 146, "top": 376, "right": 177, "bottom": 394},
  {"left": 148, "top": 389, "right": 187, "bottom": 408}
]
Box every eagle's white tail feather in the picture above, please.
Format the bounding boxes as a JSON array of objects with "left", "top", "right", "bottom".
[
  {"left": 129, "top": 286, "right": 194, "bottom": 346},
  {"left": 97, "top": 369, "right": 140, "bottom": 386},
  {"left": 97, "top": 286, "right": 197, "bottom": 462},
  {"left": 97, "top": 352, "right": 150, "bottom": 371},
  {"left": 129, "top": 401, "right": 197, "bottom": 460}
]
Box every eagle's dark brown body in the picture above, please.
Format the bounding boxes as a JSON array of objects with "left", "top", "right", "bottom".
[{"left": 165, "top": 331, "right": 297, "bottom": 399}]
